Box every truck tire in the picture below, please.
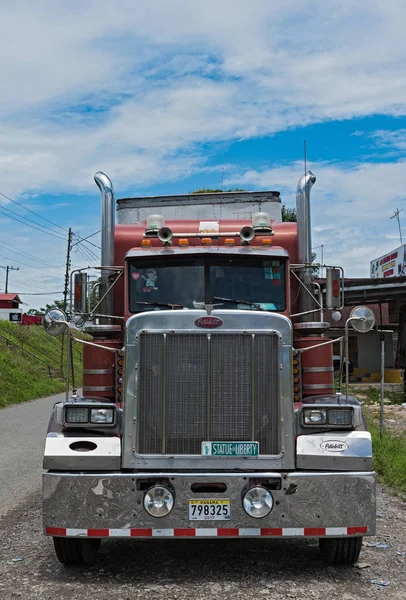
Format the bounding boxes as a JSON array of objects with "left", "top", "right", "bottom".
[
  {"left": 53, "top": 537, "right": 101, "bottom": 565},
  {"left": 319, "top": 537, "right": 362, "bottom": 565}
]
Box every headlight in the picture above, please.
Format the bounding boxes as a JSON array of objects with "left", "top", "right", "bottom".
[
  {"left": 302, "top": 406, "right": 355, "bottom": 427},
  {"left": 90, "top": 408, "right": 115, "bottom": 424},
  {"left": 144, "top": 486, "right": 174, "bottom": 518},
  {"left": 65, "top": 406, "right": 89, "bottom": 423},
  {"left": 327, "top": 409, "right": 352, "bottom": 426},
  {"left": 243, "top": 487, "right": 273, "bottom": 518},
  {"left": 63, "top": 403, "right": 116, "bottom": 427},
  {"left": 303, "top": 408, "right": 327, "bottom": 425}
]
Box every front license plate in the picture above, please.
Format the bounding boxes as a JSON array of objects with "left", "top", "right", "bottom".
[
  {"left": 189, "top": 499, "right": 231, "bottom": 521},
  {"left": 201, "top": 441, "right": 259, "bottom": 456}
]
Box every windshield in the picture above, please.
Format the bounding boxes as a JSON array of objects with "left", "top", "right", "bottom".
[{"left": 129, "top": 255, "right": 286, "bottom": 313}]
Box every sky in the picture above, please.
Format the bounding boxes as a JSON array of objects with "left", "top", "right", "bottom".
[{"left": 1, "top": 1, "right": 406, "bottom": 311}]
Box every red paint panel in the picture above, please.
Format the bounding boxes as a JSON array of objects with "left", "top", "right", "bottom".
[
  {"left": 347, "top": 526, "right": 368, "bottom": 535},
  {"left": 218, "top": 528, "right": 239, "bottom": 536},
  {"left": 130, "top": 528, "right": 153, "bottom": 537},
  {"left": 304, "top": 528, "right": 326, "bottom": 536},
  {"left": 260, "top": 528, "right": 283, "bottom": 536},
  {"left": 88, "top": 529, "right": 110, "bottom": 537},
  {"left": 174, "top": 529, "right": 196, "bottom": 537},
  {"left": 46, "top": 527, "right": 66, "bottom": 536}
]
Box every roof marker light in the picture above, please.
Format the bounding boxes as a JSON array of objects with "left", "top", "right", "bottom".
[
  {"left": 141, "top": 239, "right": 151, "bottom": 247},
  {"left": 178, "top": 239, "right": 189, "bottom": 247}
]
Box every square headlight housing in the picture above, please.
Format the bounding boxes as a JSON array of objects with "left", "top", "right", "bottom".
[
  {"left": 302, "top": 405, "right": 355, "bottom": 429},
  {"left": 63, "top": 403, "right": 116, "bottom": 427}
]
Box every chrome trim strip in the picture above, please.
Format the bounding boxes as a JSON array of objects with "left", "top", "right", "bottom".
[
  {"left": 83, "top": 369, "right": 114, "bottom": 375},
  {"left": 83, "top": 385, "right": 115, "bottom": 392},
  {"left": 162, "top": 333, "right": 167, "bottom": 454},
  {"left": 302, "top": 367, "right": 334, "bottom": 373},
  {"left": 303, "top": 383, "right": 334, "bottom": 390}
]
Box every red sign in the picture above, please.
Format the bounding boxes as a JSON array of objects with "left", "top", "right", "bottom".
[{"left": 194, "top": 316, "right": 223, "bottom": 328}]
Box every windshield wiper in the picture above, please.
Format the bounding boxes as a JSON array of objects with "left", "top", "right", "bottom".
[
  {"left": 212, "top": 296, "right": 265, "bottom": 311},
  {"left": 136, "top": 301, "right": 184, "bottom": 310}
]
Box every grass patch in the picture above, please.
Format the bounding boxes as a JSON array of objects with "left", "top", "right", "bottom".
[
  {"left": 0, "top": 322, "right": 84, "bottom": 409},
  {"left": 365, "top": 411, "right": 406, "bottom": 494},
  {"left": 351, "top": 385, "right": 404, "bottom": 405}
]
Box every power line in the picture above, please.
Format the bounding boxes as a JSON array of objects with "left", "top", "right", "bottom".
[
  {"left": 74, "top": 245, "right": 97, "bottom": 267},
  {"left": 16, "top": 291, "right": 64, "bottom": 295},
  {"left": 0, "top": 190, "right": 68, "bottom": 233},
  {"left": 74, "top": 242, "right": 100, "bottom": 262},
  {"left": 72, "top": 230, "right": 101, "bottom": 250},
  {"left": 0, "top": 205, "right": 67, "bottom": 240},
  {"left": 0, "top": 240, "right": 62, "bottom": 268}
]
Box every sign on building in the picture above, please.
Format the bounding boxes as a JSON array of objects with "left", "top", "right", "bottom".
[{"left": 370, "top": 244, "right": 406, "bottom": 278}]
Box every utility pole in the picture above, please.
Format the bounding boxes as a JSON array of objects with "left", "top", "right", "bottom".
[
  {"left": 391, "top": 208, "right": 403, "bottom": 246},
  {"left": 60, "top": 228, "right": 72, "bottom": 379},
  {"left": 0, "top": 265, "right": 19, "bottom": 293},
  {"left": 63, "top": 228, "right": 73, "bottom": 312}
]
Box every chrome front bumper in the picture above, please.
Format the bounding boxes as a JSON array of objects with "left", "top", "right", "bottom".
[{"left": 43, "top": 471, "right": 376, "bottom": 538}]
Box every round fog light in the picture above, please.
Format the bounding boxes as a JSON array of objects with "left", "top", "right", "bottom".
[
  {"left": 243, "top": 487, "right": 273, "bottom": 518},
  {"left": 144, "top": 486, "right": 174, "bottom": 517}
]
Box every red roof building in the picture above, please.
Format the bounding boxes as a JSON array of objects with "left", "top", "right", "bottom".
[{"left": 0, "top": 293, "right": 22, "bottom": 309}]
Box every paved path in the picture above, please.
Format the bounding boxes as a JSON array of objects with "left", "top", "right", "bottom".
[{"left": 0, "top": 393, "right": 66, "bottom": 517}]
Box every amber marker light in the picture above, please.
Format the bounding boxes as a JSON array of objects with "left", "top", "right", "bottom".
[
  {"left": 141, "top": 239, "right": 151, "bottom": 247},
  {"left": 224, "top": 238, "right": 235, "bottom": 246},
  {"left": 262, "top": 238, "right": 272, "bottom": 246},
  {"left": 178, "top": 239, "right": 189, "bottom": 247},
  {"left": 201, "top": 238, "right": 212, "bottom": 246}
]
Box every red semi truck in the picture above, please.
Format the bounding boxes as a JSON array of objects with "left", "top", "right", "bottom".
[{"left": 43, "top": 171, "right": 375, "bottom": 565}]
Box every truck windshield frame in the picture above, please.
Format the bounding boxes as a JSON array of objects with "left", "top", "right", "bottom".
[{"left": 128, "top": 254, "right": 286, "bottom": 313}]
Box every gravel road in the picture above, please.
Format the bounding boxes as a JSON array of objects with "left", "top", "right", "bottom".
[
  {"left": 0, "top": 392, "right": 65, "bottom": 517},
  {"left": 0, "top": 487, "right": 404, "bottom": 600}
]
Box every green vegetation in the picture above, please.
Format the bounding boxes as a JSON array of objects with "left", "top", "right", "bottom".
[
  {"left": 0, "top": 321, "right": 84, "bottom": 409},
  {"left": 352, "top": 385, "right": 404, "bottom": 406},
  {"left": 353, "top": 386, "right": 406, "bottom": 494},
  {"left": 365, "top": 412, "right": 406, "bottom": 494}
]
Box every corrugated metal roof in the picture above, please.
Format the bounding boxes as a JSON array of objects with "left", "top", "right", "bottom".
[{"left": 0, "top": 293, "right": 22, "bottom": 302}]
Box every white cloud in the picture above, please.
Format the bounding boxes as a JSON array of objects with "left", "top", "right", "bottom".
[
  {"left": 0, "top": 1, "right": 406, "bottom": 308},
  {"left": 0, "top": 1, "right": 404, "bottom": 199},
  {"left": 224, "top": 158, "right": 406, "bottom": 277}
]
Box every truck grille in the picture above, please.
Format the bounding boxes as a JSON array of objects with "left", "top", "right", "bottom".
[{"left": 138, "top": 332, "right": 280, "bottom": 455}]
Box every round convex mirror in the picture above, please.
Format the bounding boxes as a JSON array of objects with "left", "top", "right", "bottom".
[
  {"left": 350, "top": 306, "right": 375, "bottom": 333},
  {"left": 43, "top": 308, "right": 68, "bottom": 337}
]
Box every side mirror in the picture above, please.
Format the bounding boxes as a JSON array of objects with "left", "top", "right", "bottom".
[
  {"left": 326, "top": 267, "right": 342, "bottom": 310},
  {"left": 350, "top": 306, "right": 375, "bottom": 333},
  {"left": 43, "top": 308, "right": 68, "bottom": 337}
]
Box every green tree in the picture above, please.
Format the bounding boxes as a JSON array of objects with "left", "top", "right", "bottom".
[
  {"left": 281, "top": 205, "right": 297, "bottom": 222},
  {"left": 39, "top": 300, "right": 66, "bottom": 313}
]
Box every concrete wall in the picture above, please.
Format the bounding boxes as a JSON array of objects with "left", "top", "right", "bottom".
[
  {"left": 356, "top": 330, "right": 393, "bottom": 371},
  {"left": 0, "top": 309, "right": 22, "bottom": 322}
]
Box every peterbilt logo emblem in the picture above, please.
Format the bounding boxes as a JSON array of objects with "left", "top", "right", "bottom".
[
  {"left": 195, "top": 317, "right": 223, "bottom": 328},
  {"left": 320, "top": 440, "right": 349, "bottom": 452}
]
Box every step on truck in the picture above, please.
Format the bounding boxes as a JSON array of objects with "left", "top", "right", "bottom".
[{"left": 43, "top": 171, "right": 376, "bottom": 565}]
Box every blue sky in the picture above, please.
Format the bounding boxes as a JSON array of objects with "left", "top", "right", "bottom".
[{"left": 1, "top": 1, "right": 406, "bottom": 310}]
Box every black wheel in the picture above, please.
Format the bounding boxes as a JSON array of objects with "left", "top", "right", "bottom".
[
  {"left": 53, "top": 537, "right": 101, "bottom": 565},
  {"left": 319, "top": 537, "right": 362, "bottom": 565}
]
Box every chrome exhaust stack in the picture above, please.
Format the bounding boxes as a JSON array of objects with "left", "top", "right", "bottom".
[
  {"left": 296, "top": 171, "right": 316, "bottom": 321},
  {"left": 94, "top": 171, "right": 115, "bottom": 320}
]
